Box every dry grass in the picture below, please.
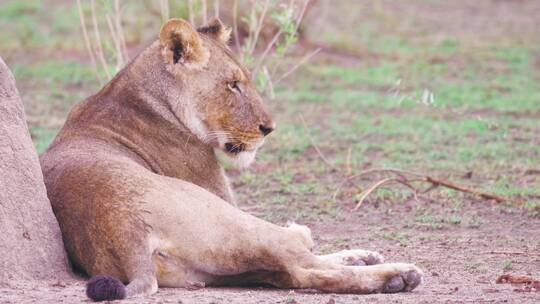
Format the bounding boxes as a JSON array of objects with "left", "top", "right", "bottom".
[{"left": 77, "top": 0, "right": 318, "bottom": 97}]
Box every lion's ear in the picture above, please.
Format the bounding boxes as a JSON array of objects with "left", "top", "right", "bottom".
[
  {"left": 198, "top": 18, "right": 232, "bottom": 44},
  {"left": 159, "top": 18, "right": 209, "bottom": 70}
]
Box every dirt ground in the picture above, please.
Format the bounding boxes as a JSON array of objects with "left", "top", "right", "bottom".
[{"left": 2, "top": 197, "right": 539, "bottom": 303}]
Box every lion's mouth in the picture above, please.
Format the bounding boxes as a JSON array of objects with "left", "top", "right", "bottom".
[{"left": 224, "top": 142, "right": 246, "bottom": 154}]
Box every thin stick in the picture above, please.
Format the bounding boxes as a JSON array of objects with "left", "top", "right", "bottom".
[
  {"left": 160, "top": 0, "right": 170, "bottom": 22},
  {"left": 251, "top": 28, "right": 283, "bottom": 79},
  {"left": 345, "top": 146, "right": 352, "bottom": 175},
  {"left": 269, "top": 0, "right": 311, "bottom": 79},
  {"left": 482, "top": 251, "right": 533, "bottom": 256},
  {"left": 214, "top": 0, "right": 219, "bottom": 18},
  {"left": 188, "top": 0, "right": 195, "bottom": 25},
  {"left": 90, "top": 0, "right": 111, "bottom": 80},
  {"left": 248, "top": 0, "right": 270, "bottom": 54},
  {"left": 76, "top": 0, "right": 102, "bottom": 84},
  {"left": 274, "top": 48, "right": 321, "bottom": 85},
  {"left": 425, "top": 176, "right": 507, "bottom": 202},
  {"left": 353, "top": 178, "right": 394, "bottom": 211},
  {"left": 245, "top": 1, "right": 257, "bottom": 58},
  {"left": 333, "top": 168, "right": 510, "bottom": 208},
  {"left": 201, "top": 0, "right": 208, "bottom": 24},
  {"left": 299, "top": 114, "right": 334, "bottom": 169},
  {"left": 232, "top": 0, "right": 242, "bottom": 57},
  {"left": 262, "top": 66, "right": 275, "bottom": 99},
  {"left": 294, "top": 0, "right": 310, "bottom": 29},
  {"left": 353, "top": 178, "right": 422, "bottom": 210},
  {"left": 114, "top": 0, "right": 128, "bottom": 63},
  {"left": 105, "top": 14, "right": 123, "bottom": 70}
]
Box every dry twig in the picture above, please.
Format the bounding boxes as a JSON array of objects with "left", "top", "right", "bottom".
[
  {"left": 248, "top": 0, "right": 270, "bottom": 55},
  {"left": 188, "top": 0, "right": 195, "bottom": 26},
  {"left": 201, "top": 0, "right": 208, "bottom": 24},
  {"left": 273, "top": 48, "right": 321, "bottom": 85},
  {"left": 298, "top": 114, "right": 334, "bottom": 169},
  {"left": 214, "top": 0, "right": 219, "bottom": 18},
  {"left": 482, "top": 251, "right": 537, "bottom": 256},
  {"left": 90, "top": 0, "right": 111, "bottom": 80},
  {"left": 232, "top": 0, "right": 241, "bottom": 56},
  {"left": 345, "top": 146, "right": 352, "bottom": 175},
  {"left": 496, "top": 274, "right": 540, "bottom": 293},
  {"left": 331, "top": 168, "right": 509, "bottom": 210},
  {"left": 76, "top": 0, "right": 102, "bottom": 84},
  {"left": 160, "top": 0, "right": 170, "bottom": 21}
]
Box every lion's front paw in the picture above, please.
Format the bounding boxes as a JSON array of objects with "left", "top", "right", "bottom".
[
  {"left": 321, "top": 249, "right": 384, "bottom": 266},
  {"left": 346, "top": 250, "right": 384, "bottom": 266},
  {"left": 382, "top": 264, "right": 422, "bottom": 293}
]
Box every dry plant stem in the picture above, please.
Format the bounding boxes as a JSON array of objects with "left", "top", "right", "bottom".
[
  {"left": 248, "top": 0, "right": 270, "bottom": 55},
  {"left": 251, "top": 0, "right": 311, "bottom": 79},
  {"left": 90, "top": 0, "right": 111, "bottom": 80},
  {"left": 262, "top": 67, "right": 274, "bottom": 99},
  {"left": 77, "top": 0, "right": 102, "bottom": 84},
  {"left": 352, "top": 178, "right": 421, "bottom": 211},
  {"left": 114, "top": 0, "right": 128, "bottom": 62},
  {"left": 332, "top": 168, "right": 510, "bottom": 210},
  {"left": 160, "top": 0, "right": 170, "bottom": 22},
  {"left": 274, "top": 48, "right": 321, "bottom": 85},
  {"left": 483, "top": 251, "right": 531, "bottom": 256},
  {"left": 232, "top": 0, "right": 241, "bottom": 58},
  {"left": 353, "top": 178, "right": 393, "bottom": 210},
  {"left": 105, "top": 15, "right": 123, "bottom": 70},
  {"left": 299, "top": 114, "right": 334, "bottom": 169},
  {"left": 201, "top": 0, "right": 208, "bottom": 24},
  {"left": 245, "top": 1, "right": 257, "bottom": 56},
  {"left": 295, "top": 0, "right": 310, "bottom": 28},
  {"left": 345, "top": 146, "right": 352, "bottom": 175},
  {"left": 269, "top": 0, "right": 310, "bottom": 79},
  {"left": 424, "top": 176, "right": 507, "bottom": 202},
  {"left": 188, "top": 0, "right": 195, "bottom": 26},
  {"left": 214, "top": 0, "right": 219, "bottom": 18},
  {"left": 251, "top": 28, "right": 282, "bottom": 79}
]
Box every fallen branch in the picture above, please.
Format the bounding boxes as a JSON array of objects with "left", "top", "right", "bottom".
[
  {"left": 483, "top": 251, "right": 538, "bottom": 256},
  {"left": 425, "top": 176, "right": 507, "bottom": 202},
  {"left": 331, "top": 168, "right": 510, "bottom": 210},
  {"left": 496, "top": 274, "right": 540, "bottom": 293}
]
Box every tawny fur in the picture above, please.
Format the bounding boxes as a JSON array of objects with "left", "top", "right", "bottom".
[{"left": 40, "top": 18, "right": 422, "bottom": 300}]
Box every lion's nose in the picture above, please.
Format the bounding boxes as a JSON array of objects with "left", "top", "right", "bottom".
[{"left": 259, "top": 124, "right": 274, "bottom": 136}]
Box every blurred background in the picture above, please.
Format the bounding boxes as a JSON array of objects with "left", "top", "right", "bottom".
[
  {"left": 2, "top": 0, "right": 538, "bottom": 212},
  {"left": 1, "top": 1, "right": 540, "bottom": 300}
]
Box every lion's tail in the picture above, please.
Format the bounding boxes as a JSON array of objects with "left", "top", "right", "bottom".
[{"left": 86, "top": 275, "right": 127, "bottom": 302}]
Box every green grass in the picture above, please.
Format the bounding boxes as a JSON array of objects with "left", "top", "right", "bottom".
[
  {"left": 12, "top": 60, "right": 97, "bottom": 86},
  {"left": 29, "top": 127, "right": 57, "bottom": 154}
]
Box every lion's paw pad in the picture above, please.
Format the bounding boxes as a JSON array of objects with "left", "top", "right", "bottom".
[{"left": 383, "top": 269, "right": 422, "bottom": 293}]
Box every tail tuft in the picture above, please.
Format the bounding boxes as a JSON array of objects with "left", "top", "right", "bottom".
[{"left": 86, "top": 275, "right": 127, "bottom": 302}]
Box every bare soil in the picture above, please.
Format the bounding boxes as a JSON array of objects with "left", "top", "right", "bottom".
[{"left": 1, "top": 197, "right": 539, "bottom": 303}]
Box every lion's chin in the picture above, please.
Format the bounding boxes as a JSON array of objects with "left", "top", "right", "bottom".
[
  {"left": 227, "top": 150, "right": 257, "bottom": 169},
  {"left": 215, "top": 148, "right": 257, "bottom": 169}
]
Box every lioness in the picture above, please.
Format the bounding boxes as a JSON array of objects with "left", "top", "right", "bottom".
[{"left": 40, "top": 18, "right": 422, "bottom": 301}]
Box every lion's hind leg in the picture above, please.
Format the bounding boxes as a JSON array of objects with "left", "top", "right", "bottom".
[
  {"left": 83, "top": 210, "right": 159, "bottom": 301},
  {"left": 86, "top": 256, "right": 158, "bottom": 301}
]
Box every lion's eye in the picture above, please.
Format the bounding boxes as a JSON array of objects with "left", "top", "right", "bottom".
[{"left": 227, "top": 81, "right": 242, "bottom": 93}]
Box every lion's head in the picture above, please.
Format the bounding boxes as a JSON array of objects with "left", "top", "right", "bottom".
[{"left": 157, "top": 18, "right": 274, "bottom": 168}]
